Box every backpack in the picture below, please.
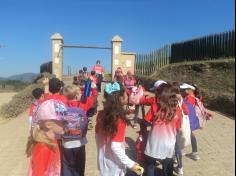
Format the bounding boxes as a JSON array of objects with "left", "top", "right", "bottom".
[
  {"left": 129, "top": 86, "right": 144, "bottom": 105},
  {"left": 124, "top": 78, "right": 136, "bottom": 88},
  {"left": 63, "top": 107, "right": 89, "bottom": 139},
  {"left": 195, "top": 98, "right": 208, "bottom": 128}
]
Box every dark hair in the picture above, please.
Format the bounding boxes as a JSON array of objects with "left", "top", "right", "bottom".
[
  {"left": 79, "top": 70, "right": 83, "bottom": 74},
  {"left": 136, "top": 77, "right": 142, "bottom": 86},
  {"left": 192, "top": 84, "right": 202, "bottom": 99},
  {"left": 49, "top": 78, "right": 63, "bottom": 94},
  {"left": 83, "top": 67, "right": 87, "bottom": 72},
  {"left": 153, "top": 83, "right": 178, "bottom": 122},
  {"left": 96, "top": 60, "right": 101, "bottom": 64},
  {"left": 91, "top": 71, "right": 96, "bottom": 76},
  {"left": 101, "top": 83, "right": 128, "bottom": 136},
  {"left": 32, "top": 88, "right": 44, "bottom": 100},
  {"left": 73, "top": 76, "right": 78, "bottom": 81},
  {"left": 156, "top": 83, "right": 168, "bottom": 98}
]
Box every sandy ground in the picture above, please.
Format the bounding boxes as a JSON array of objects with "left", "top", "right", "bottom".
[{"left": 0, "top": 92, "right": 235, "bottom": 176}]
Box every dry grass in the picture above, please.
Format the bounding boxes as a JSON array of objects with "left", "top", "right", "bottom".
[
  {"left": 0, "top": 84, "right": 43, "bottom": 119},
  {"left": 139, "top": 59, "right": 235, "bottom": 117}
]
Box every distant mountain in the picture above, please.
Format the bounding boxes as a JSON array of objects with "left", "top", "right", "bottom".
[{"left": 0, "top": 73, "right": 38, "bottom": 82}]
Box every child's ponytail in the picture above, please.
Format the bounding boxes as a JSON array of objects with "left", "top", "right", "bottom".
[{"left": 153, "top": 84, "right": 178, "bottom": 123}]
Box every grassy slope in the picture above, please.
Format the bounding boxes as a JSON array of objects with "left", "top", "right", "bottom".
[{"left": 139, "top": 59, "right": 235, "bottom": 117}]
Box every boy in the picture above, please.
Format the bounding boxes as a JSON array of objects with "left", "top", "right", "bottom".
[{"left": 28, "top": 88, "right": 44, "bottom": 129}]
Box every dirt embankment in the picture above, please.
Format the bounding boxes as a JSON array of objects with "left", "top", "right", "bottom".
[{"left": 139, "top": 59, "right": 235, "bottom": 117}]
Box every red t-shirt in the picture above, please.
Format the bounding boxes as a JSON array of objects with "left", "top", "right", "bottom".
[
  {"left": 28, "top": 103, "right": 37, "bottom": 117},
  {"left": 89, "top": 75, "right": 98, "bottom": 84},
  {"left": 31, "top": 142, "right": 60, "bottom": 176},
  {"left": 186, "top": 95, "right": 196, "bottom": 106},
  {"left": 181, "top": 101, "right": 189, "bottom": 115},
  {"left": 67, "top": 96, "right": 96, "bottom": 112}
]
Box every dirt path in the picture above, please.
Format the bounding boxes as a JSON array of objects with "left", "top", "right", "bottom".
[{"left": 0, "top": 92, "right": 235, "bottom": 176}]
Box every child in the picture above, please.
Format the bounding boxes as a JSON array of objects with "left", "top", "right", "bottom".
[
  {"left": 143, "top": 83, "right": 182, "bottom": 176},
  {"left": 43, "top": 78, "right": 68, "bottom": 105},
  {"left": 180, "top": 83, "right": 201, "bottom": 161},
  {"left": 62, "top": 85, "right": 98, "bottom": 176},
  {"left": 124, "top": 70, "right": 136, "bottom": 89},
  {"left": 132, "top": 78, "right": 146, "bottom": 129},
  {"left": 26, "top": 100, "right": 66, "bottom": 176},
  {"left": 82, "top": 67, "right": 89, "bottom": 80},
  {"left": 73, "top": 76, "right": 79, "bottom": 85},
  {"left": 95, "top": 82, "right": 144, "bottom": 176},
  {"left": 172, "top": 82, "right": 190, "bottom": 175},
  {"left": 92, "top": 60, "right": 104, "bottom": 93},
  {"left": 113, "top": 67, "right": 124, "bottom": 82},
  {"left": 28, "top": 88, "right": 44, "bottom": 129},
  {"left": 89, "top": 70, "right": 98, "bottom": 85}
]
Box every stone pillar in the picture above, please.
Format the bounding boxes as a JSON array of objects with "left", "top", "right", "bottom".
[
  {"left": 51, "top": 33, "right": 63, "bottom": 80},
  {"left": 111, "top": 35, "right": 123, "bottom": 79}
]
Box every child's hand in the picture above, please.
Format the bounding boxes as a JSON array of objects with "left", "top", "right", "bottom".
[
  {"left": 42, "top": 78, "right": 49, "bottom": 86},
  {"left": 131, "top": 164, "right": 144, "bottom": 175}
]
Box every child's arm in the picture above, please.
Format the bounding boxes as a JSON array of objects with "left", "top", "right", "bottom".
[
  {"left": 42, "top": 78, "right": 49, "bottom": 94},
  {"left": 111, "top": 142, "right": 136, "bottom": 169},
  {"left": 140, "top": 96, "right": 156, "bottom": 106},
  {"left": 111, "top": 120, "right": 136, "bottom": 169}
]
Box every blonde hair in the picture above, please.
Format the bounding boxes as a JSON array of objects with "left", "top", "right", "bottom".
[
  {"left": 63, "top": 85, "right": 80, "bottom": 100},
  {"left": 25, "top": 122, "right": 56, "bottom": 157}
]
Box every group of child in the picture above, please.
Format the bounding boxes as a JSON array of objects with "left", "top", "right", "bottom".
[
  {"left": 27, "top": 77, "right": 98, "bottom": 176},
  {"left": 73, "top": 60, "right": 105, "bottom": 93},
  {"left": 26, "top": 67, "right": 212, "bottom": 176}
]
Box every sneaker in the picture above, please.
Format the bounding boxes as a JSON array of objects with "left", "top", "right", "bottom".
[
  {"left": 187, "top": 152, "right": 200, "bottom": 161},
  {"left": 174, "top": 167, "right": 184, "bottom": 175}
]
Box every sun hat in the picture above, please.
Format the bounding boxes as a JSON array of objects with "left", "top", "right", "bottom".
[
  {"left": 180, "top": 83, "right": 196, "bottom": 90},
  {"left": 33, "top": 100, "right": 67, "bottom": 124},
  {"left": 150, "top": 80, "right": 167, "bottom": 91}
]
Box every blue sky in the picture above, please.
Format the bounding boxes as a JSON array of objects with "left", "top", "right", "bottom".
[{"left": 0, "top": 0, "right": 235, "bottom": 77}]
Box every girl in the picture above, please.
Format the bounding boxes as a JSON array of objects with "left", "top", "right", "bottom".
[
  {"left": 132, "top": 78, "right": 146, "bottom": 129},
  {"left": 124, "top": 70, "right": 136, "bottom": 89},
  {"left": 62, "top": 85, "right": 97, "bottom": 176},
  {"left": 26, "top": 100, "right": 66, "bottom": 176},
  {"left": 180, "top": 83, "right": 201, "bottom": 161},
  {"left": 95, "top": 82, "right": 143, "bottom": 176},
  {"left": 113, "top": 67, "right": 124, "bottom": 82},
  {"left": 143, "top": 83, "right": 182, "bottom": 176},
  {"left": 172, "top": 82, "right": 190, "bottom": 175}
]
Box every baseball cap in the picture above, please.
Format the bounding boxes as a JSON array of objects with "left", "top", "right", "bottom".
[
  {"left": 150, "top": 80, "right": 167, "bottom": 91},
  {"left": 180, "top": 83, "right": 196, "bottom": 90}
]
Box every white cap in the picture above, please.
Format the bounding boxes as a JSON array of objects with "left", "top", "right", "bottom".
[
  {"left": 150, "top": 80, "right": 167, "bottom": 91},
  {"left": 180, "top": 83, "right": 196, "bottom": 90}
]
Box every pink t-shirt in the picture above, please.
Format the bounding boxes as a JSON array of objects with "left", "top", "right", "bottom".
[{"left": 93, "top": 65, "right": 104, "bottom": 75}]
